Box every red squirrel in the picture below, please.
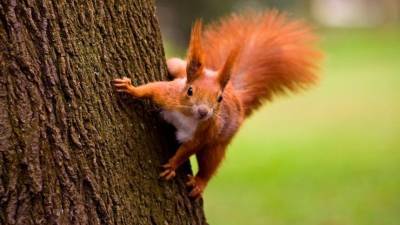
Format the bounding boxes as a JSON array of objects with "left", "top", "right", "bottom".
[{"left": 113, "top": 11, "right": 321, "bottom": 198}]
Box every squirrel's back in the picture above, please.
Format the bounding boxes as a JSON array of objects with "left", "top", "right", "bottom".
[{"left": 202, "top": 10, "right": 321, "bottom": 116}]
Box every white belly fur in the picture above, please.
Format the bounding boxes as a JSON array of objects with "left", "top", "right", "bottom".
[{"left": 161, "top": 110, "right": 199, "bottom": 143}]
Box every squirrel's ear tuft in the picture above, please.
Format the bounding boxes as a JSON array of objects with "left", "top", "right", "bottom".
[
  {"left": 186, "top": 19, "right": 204, "bottom": 83},
  {"left": 218, "top": 47, "right": 240, "bottom": 89}
]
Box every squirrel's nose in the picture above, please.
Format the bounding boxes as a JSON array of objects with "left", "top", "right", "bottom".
[{"left": 197, "top": 106, "right": 209, "bottom": 118}]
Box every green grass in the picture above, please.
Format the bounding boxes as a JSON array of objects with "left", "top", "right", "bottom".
[{"left": 197, "top": 28, "right": 400, "bottom": 225}]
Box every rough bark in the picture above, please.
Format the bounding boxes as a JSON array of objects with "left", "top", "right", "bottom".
[{"left": 0, "top": 0, "right": 207, "bottom": 224}]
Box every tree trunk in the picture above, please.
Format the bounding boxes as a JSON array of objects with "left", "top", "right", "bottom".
[{"left": 0, "top": 0, "right": 207, "bottom": 224}]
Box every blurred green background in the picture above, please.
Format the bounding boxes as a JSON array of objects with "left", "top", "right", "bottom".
[{"left": 156, "top": 0, "right": 400, "bottom": 224}]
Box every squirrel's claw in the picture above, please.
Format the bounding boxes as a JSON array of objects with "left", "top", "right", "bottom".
[
  {"left": 113, "top": 77, "right": 131, "bottom": 84},
  {"left": 185, "top": 175, "right": 195, "bottom": 187},
  {"left": 113, "top": 77, "right": 134, "bottom": 94},
  {"left": 159, "top": 163, "right": 176, "bottom": 180},
  {"left": 186, "top": 175, "right": 205, "bottom": 199},
  {"left": 189, "top": 186, "right": 203, "bottom": 199},
  {"left": 159, "top": 169, "right": 176, "bottom": 180}
]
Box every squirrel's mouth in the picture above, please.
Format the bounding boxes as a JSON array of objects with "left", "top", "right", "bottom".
[
  {"left": 196, "top": 112, "right": 213, "bottom": 121},
  {"left": 192, "top": 105, "right": 213, "bottom": 121},
  {"left": 197, "top": 114, "right": 207, "bottom": 121},
  {"left": 194, "top": 110, "right": 213, "bottom": 121}
]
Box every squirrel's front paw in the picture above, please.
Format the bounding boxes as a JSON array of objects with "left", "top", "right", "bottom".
[
  {"left": 186, "top": 175, "right": 206, "bottom": 199},
  {"left": 159, "top": 163, "right": 176, "bottom": 180},
  {"left": 113, "top": 77, "right": 134, "bottom": 93}
]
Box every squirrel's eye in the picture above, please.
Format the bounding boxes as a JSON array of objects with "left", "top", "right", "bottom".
[
  {"left": 217, "top": 95, "right": 223, "bottom": 102},
  {"left": 187, "top": 87, "right": 193, "bottom": 96}
]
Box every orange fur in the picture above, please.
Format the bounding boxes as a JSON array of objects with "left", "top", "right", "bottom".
[
  {"left": 203, "top": 10, "right": 321, "bottom": 115},
  {"left": 113, "top": 10, "right": 321, "bottom": 198}
]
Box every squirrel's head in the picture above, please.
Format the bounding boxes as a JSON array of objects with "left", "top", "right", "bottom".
[{"left": 177, "top": 20, "right": 239, "bottom": 121}]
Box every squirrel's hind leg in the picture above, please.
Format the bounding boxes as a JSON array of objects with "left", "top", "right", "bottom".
[
  {"left": 167, "top": 58, "right": 187, "bottom": 79},
  {"left": 186, "top": 145, "right": 227, "bottom": 198}
]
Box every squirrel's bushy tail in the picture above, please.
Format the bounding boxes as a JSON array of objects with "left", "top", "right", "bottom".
[{"left": 202, "top": 10, "right": 321, "bottom": 116}]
